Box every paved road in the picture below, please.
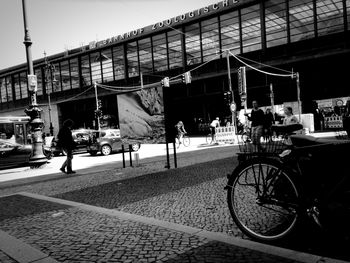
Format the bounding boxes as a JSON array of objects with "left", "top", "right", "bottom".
[{"left": 0, "top": 142, "right": 349, "bottom": 262}]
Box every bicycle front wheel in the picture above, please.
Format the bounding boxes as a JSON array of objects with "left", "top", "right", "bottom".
[
  {"left": 183, "top": 135, "right": 190, "bottom": 147},
  {"left": 226, "top": 158, "right": 300, "bottom": 242}
]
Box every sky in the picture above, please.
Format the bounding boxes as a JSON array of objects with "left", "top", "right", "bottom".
[{"left": 0, "top": 0, "right": 218, "bottom": 71}]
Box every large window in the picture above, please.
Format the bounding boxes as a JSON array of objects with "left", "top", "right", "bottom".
[
  {"left": 113, "top": 46, "right": 125, "bottom": 80},
  {"left": 185, "top": 23, "right": 202, "bottom": 65},
  {"left": 6, "top": 77, "right": 13, "bottom": 102},
  {"left": 127, "top": 41, "right": 139, "bottom": 78},
  {"left": 265, "top": 0, "right": 288, "bottom": 48},
  {"left": 316, "top": 0, "right": 344, "bottom": 36},
  {"left": 138, "top": 37, "right": 153, "bottom": 74},
  {"left": 90, "top": 52, "right": 102, "bottom": 84},
  {"left": 0, "top": 77, "right": 7, "bottom": 103},
  {"left": 241, "top": 4, "right": 262, "bottom": 53},
  {"left": 81, "top": 55, "right": 91, "bottom": 87},
  {"left": 35, "top": 68, "right": 43, "bottom": 96},
  {"left": 167, "top": 30, "right": 183, "bottom": 69},
  {"left": 19, "top": 72, "right": 28, "bottom": 99},
  {"left": 289, "top": 0, "right": 315, "bottom": 42},
  {"left": 52, "top": 62, "right": 61, "bottom": 92},
  {"left": 70, "top": 58, "right": 79, "bottom": 89},
  {"left": 13, "top": 74, "right": 21, "bottom": 100},
  {"left": 101, "top": 48, "right": 113, "bottom": 83},
  {"left": 60, "top": 60, "right": 71, "bottom": 91},
  {"left": 220, "top": 10, "right": 240, "bottom": 56},
  {"left": 152, "top": 33, "right": 168, "bottom": 72},
  {"left": 201, "top": 18, "right": 220, "bottom": 62}
]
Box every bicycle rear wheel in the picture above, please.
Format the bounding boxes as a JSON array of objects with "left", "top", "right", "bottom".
[
  {"left": 206, "top": 133, "right": 212, "bottom": 144},
  {"left": 226, "top": 157, "right": 300, "bottom": 242},
  {"left": 183, "top": 135, "right": 190, "bottom": 147},
  {"left": 175, "top": 137, "right": 180, "bottom": 148}
]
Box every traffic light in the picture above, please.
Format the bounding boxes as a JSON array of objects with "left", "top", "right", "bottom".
[
  {"left": 237, "top": 66, "right": 247, "bottom": 95},
  {"left": 182, "top": 72, "right": 191, "bottom": 84},
  {"left": 224, "top": 91, "right": 232, "bottom": 105},
  {"left": 161, "top": 77, "right": 170, "bottom": 87},
  {"left": 97, "top": 99, "right": 102, "bottom": 109}
]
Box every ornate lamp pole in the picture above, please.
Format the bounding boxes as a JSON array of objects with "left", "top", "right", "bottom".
[
  {"left": 44, "top": 51, "right": 56, "bottom": 136},
  {"left": 21, "top": 0, "right": 47, "bottom": 165}
]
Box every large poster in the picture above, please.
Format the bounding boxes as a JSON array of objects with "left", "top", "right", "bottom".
[{"left": 117, "top": 87, "right": 165, "bottom": 144}]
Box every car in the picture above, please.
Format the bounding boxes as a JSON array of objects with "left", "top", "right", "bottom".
[
  {"left": 87, "top": 129, "right": 141, "bottom": 156},
  {"left": 51, "top": 129, "right": 97, "bottom": 156},
  {"left": 0, "top": 139, "right": 52, "bottom": 170}
]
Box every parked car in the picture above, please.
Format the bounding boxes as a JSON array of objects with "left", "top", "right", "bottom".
[
  {"left": 0, "top": 139, "right": 52, "bottom": 170},
  {"left": 87, "top": 129, "right": 141, "bottom": 156},
  {"left": 51, "top": 129, "right": 97, "bottom": 156}
]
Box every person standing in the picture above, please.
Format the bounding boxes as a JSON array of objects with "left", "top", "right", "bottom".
[
  {"left": 264, "top": 108, "right": 274, "bottom": 141},
  {"left": 283, "top": 107, "right": 299, "bottom": 125},
  {"left": 57, "top": 119, "right": 76, "bottom": 174},
  {"left": 245, "top": 100, "right": 265, "bottom": 147}
]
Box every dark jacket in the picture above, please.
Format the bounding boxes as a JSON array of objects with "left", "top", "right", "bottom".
[
  {"left": 57, "top": 126, "right": 75, "bottom": 150},
  {"left": 248, "top": 109, "right": 265, "bottom": 127}
]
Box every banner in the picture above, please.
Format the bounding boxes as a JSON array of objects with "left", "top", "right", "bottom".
[{"left": 117, "top": 87, "right": 165, "bottom": 144}]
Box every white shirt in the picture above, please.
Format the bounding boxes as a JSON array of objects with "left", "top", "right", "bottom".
[{"left": 210, "top": 120, "right": 220, "bottom": 127}]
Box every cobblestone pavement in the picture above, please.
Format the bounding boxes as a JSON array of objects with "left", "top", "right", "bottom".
[
  {"left": 0, "top": 146, "right": 349, "bottom": 262},
  {"left": 0, "top": 195, "right": 302, "bottom": 263}
]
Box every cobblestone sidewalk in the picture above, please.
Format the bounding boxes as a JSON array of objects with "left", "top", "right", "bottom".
[{"left": 0, "top": 193, "right": 321, "bottom": 263}]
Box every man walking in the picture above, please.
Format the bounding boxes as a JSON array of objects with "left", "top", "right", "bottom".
[{"left": 57, "top": 119, "right": 76, "bottom": 174}]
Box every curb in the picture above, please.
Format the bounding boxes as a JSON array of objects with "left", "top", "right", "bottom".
[{"left": 16, "top": 192, "right": 349, "bottom": 263}]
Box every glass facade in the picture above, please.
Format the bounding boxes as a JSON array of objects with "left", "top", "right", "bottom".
[
  {"left": 1, "top": 0, "right": 349, "bottom": 106},
  {"left": 113, "top": 46, "right": 125, "bottom": 80},
  {"left": 265, "top": 0, "right": 288, "bottom": 48},
  {"left": 220, "top": 10, "right": 240, "bottom": 55}
]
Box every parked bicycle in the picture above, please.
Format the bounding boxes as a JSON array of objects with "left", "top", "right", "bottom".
[{"left": 225, "top": 124, "right": 350, "bottom": 242}]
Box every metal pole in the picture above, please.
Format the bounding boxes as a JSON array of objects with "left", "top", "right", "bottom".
[
  {"left": 296, "top": 72, "right": 302, "bottom": 122},
  {"left": 270, "top": 83, "right": 275, "bottom": 115},
  {"left": 173, "top": 141, "right": 177, "bottom": 168},
  {"left": 22, "top": 0, "right": 47, "bottom": 166},
  {"left": 48, "top": 92, "right": 53, "bottom": 136},
  {"left": 122, "top": 144, "right": 126, "bottom": 168},
  {"left": 94, "top": 82, "right": 100, "bottom": 130},
  {"left": 226, "top": 50, "right": 236, "bottom": 132},
  {"left": 129, "top": 144, "right": 133, "bottom": 167}
]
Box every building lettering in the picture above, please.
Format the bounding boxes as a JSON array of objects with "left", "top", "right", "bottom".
[{"left": 88, "top": 0, "right": 239, "bottom": 50}]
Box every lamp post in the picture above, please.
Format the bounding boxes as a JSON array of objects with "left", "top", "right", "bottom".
[
  {"left": 21, "top": 0, "right": 47, "bottom": 165},
  {"left": 44, "top": 51, "right": 56, "bottom": 136}
]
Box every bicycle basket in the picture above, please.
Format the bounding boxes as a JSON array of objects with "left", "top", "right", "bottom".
[{"left": 237, "top": 135, "right": 290, "bottom": 155}]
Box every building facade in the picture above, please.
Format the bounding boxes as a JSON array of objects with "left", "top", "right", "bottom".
[{"left": 0, "top": 0, "right": 349, "bottom": 135}]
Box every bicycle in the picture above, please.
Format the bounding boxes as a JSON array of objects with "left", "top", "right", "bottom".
[
  {"left": 175, "top": 133, "right": 190, "bottom": 148},
  {"left": 225, "top": 124, "right": 350, "bottom": 242}
]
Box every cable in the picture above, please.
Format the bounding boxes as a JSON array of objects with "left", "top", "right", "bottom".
[
  {"left": 54, "top": 85, "right": 95, "bottom": 104},
  {"left": 229, "top": 51, "right": 295, "bottom": 78}
]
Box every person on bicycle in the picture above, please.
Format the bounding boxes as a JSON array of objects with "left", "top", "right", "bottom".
[
  {"left": 210, "top": 117, "right": 220, "bottom": 143},
  {"left": 245, "top": 100, "right": 265, "bottom": 148},
  {"left": 175, "top": 121, "right": 187, "bottom": 144}
]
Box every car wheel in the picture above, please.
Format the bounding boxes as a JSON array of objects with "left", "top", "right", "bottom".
[
  {"left": 89, "top": 151, "right": 98, "bottom": 156},
  {"left": 101, "top": 145, "right": 112, "bottom": 156},
  {"left": 131, "top": 143, "right": 140, "bottom": 151}
]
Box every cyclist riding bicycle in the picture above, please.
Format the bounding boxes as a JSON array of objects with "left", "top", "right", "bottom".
[{"left": 175, "top": 121, "right": 187, "bottom": 144}]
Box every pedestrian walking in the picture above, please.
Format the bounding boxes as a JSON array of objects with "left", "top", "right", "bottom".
[
  {"left": 57, "top": 119, "right": 76, "bottom": 174},
  {"left": 245, "top": 101, "right": 265, "bottom": 148}
]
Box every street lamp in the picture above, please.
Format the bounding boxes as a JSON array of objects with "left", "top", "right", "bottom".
[
  {"left": 44, "top": 51, "right": 56, "bottom": 136},
  {"left": 21, "top": 0, "right": 47, "bottom": 166}
]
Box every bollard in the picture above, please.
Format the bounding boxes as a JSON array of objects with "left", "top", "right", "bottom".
[
  {"left": 122, "top": 144, "right": 126, "bottom": 168},
  {"left": 129, "top": 144, "right": 133, "bottom": 167},
  {"left": 134, "top": 152, "right": 139, "bottom": 167},
  {"left": 173, "top": 141, "right": 177, "bottom": 168}
]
